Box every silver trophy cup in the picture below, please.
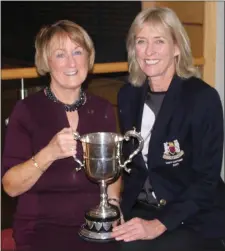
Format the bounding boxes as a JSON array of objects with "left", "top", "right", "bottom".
[{"left": 73, "top": 128, "right": 144, "bottom": 242}]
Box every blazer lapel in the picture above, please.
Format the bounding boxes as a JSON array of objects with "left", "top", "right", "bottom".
[{"left": 147, "top": 75, "right": 183, "bottom": 168}]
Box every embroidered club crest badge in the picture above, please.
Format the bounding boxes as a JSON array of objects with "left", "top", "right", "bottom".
[{"left": 163, "top": 140, "right": 184, "bottom": 161}]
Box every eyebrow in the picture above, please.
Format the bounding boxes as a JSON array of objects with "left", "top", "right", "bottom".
[
  {"left": 153, "top": 36, "right": 165, "bottom": 39},
  {"left": 135, "top": 37, "right": 147, "bottom": 41},
  {"left": 53, "top": 45, "right": 82, "bottom": 52},
  {"left": 136, "top": 36, "right": 165, "bottom": 39},
  {"left": 73, "top": 46, "right": 82, "bottom": 50}
]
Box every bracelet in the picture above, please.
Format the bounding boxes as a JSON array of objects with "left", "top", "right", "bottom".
[
  {"left": 31, "top": 156, "right": 45, "bottom": 173},
  {"left": 108, "top": 198, "right": 121, "bottom": 204}
]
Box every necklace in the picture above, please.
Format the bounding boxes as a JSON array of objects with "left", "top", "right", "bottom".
[{"left": 44, "top": 86, "right": 87, "bottom": 112}]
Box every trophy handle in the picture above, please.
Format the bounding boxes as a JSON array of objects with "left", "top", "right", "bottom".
[
  {"left": 119, "top": 127, "right": 144, "bottom": 173},
  {"left": 73, "top": 131, "right": 84, "bottom": 171}
]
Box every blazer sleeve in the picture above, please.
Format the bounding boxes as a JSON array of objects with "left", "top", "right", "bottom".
[
  {"left": 157, "top": 87, "right": 224, "bottom": 231},
  {"left": 2, "top": 100, "right": 33, "bottom": 178}
]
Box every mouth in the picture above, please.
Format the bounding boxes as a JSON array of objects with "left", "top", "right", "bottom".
[
  {"left": 145, "top": 59, "right": 160, "bottom": 65},
  {"left": 64, "top": 70, "right": 78, "bottom": 76}
]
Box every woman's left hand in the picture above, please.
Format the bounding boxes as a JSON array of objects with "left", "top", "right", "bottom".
[{"left": 111, "top": 218, "right": 167, "bottom": 242}]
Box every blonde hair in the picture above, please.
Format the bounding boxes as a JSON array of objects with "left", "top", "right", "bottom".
[
  {"left": 127, "top": 7, "right": 200, "bottom": 86},
  {"left": 35, "top": 20, "right": 95, "bottom": 76}
]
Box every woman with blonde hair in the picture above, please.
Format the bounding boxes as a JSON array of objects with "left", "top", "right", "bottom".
[
  {"left": 112, "top": 7, "right": 225, "bottom": 251},
  {"left": 2, "top": 20, "right": 120, "bottom": 251}
]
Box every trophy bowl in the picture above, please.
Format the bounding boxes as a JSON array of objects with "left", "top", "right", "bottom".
[{"left": 73, "top": 128, "right": 144, "bottom": 242}]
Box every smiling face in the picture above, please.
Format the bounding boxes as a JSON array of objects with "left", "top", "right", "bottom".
[
  {"left": 135, "top": 22, "right": 180, "bottom": 81},
  {"left": 48, "top": 35, "right": 89, "bottom": 91}
]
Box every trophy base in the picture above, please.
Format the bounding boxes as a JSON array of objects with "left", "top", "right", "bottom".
[
  {"left": 78, "top": 224, "right": 116, "bottom": 243},
  {"left": 78, "top": 205, "right": 120, "bottom": 242}
]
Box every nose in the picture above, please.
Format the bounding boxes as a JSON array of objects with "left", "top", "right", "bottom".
[
  {"left": 68, "top": 55, "right": 76, "bottom": 67},
  {"left": 145, "top": 42, "right": 154, "bottom": 56}
]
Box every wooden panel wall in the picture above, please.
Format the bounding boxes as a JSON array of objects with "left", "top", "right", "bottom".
[{"left": 142, "top": 1, "right": 204, "bottom": 58}]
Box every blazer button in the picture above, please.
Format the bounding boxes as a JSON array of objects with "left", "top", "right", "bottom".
[{"left": 159, "top": 199, "right": 167, "bottom": 206}]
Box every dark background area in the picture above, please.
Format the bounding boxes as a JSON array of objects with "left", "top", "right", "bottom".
[{"left": 2, "top": 1, "right": 141, "bottom": 66}]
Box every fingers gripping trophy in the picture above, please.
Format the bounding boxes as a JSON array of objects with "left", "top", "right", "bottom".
[{"left": 73, "top": 128, "right": 144, "bottom": 242}]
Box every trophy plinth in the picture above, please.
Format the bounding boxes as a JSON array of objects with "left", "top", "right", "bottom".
[
  {"left": 73, "top": 129, "right": 144, "bottom": 242},
  {"left": 79, "top": 204, "right": 120, "bottom": 242}
]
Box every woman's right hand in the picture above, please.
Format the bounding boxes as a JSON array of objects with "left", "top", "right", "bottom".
[{"left": 46, "top": 127, "right": 77, "bottom": 161}]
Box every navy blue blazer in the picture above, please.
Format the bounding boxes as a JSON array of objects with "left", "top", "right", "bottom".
[{"left": 118, "top": 75, "right": 225, "bottom": 238}]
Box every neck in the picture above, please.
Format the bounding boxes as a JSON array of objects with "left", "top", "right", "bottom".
[
  {"left": 50, "top": 85, "right": 80, "bottom": 105},
  {"left": 149, "top": 74, "right": 174, "bottom": 92},
  {"left": 45, "top": 86, "right": 86, "bottom": 112}
]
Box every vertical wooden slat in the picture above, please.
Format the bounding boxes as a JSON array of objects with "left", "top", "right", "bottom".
[{"left": 203, "top": 2, "right": 217, "bottom": 87}]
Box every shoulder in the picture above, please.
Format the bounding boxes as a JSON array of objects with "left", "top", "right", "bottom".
[
  {"left": 13, "top": 89, "right": 45, "bottom": 112},
  {"left": 118, "top": 82, "right": 137, "bottom": 97},
  {"left": 10, "top": 90, "right": 42, "bottom": 112},
  {"left": 118, "top": 82, "right": 143, "bottom": 105},
  {"left": 9, "top": 89, "right": 46, "bottom": 122},
  {"left": 182, "top": 77, "right": 218, "bottom": 96},
  {"left": 181, "top": 77, "right": 221, "bottom": 104},
  {"left": 181, "top": 77, "right": 223, "bottom": 116},
  {"left": 22, "top": 89, "right": 45, "bottom": 106}
]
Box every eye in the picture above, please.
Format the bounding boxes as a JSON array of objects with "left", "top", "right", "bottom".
[
  {"left": 72, "top": 50, "right": 82, "bottom": 56},
  {"left": 155, "top": 39, "right": 164, "bottom": 44},
  {"left": 56, "top": 52, "right": 65, "bottom": 58},
  {"left": 136, "top": 39, "right": 146, "bottom": 45}
]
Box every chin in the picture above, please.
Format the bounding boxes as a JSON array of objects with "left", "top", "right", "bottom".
[
  {"left": 145, "top": 71, "right": 162, "bottom": 78},
  {"left": 141, "top": 65, "right": 159, "bottom": 77},
  {"left": 64, "top": 83, "right": 82, "bottom": 90},
  {"left": 67, "top": 79, "right": 85, "bottom": 88}
]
